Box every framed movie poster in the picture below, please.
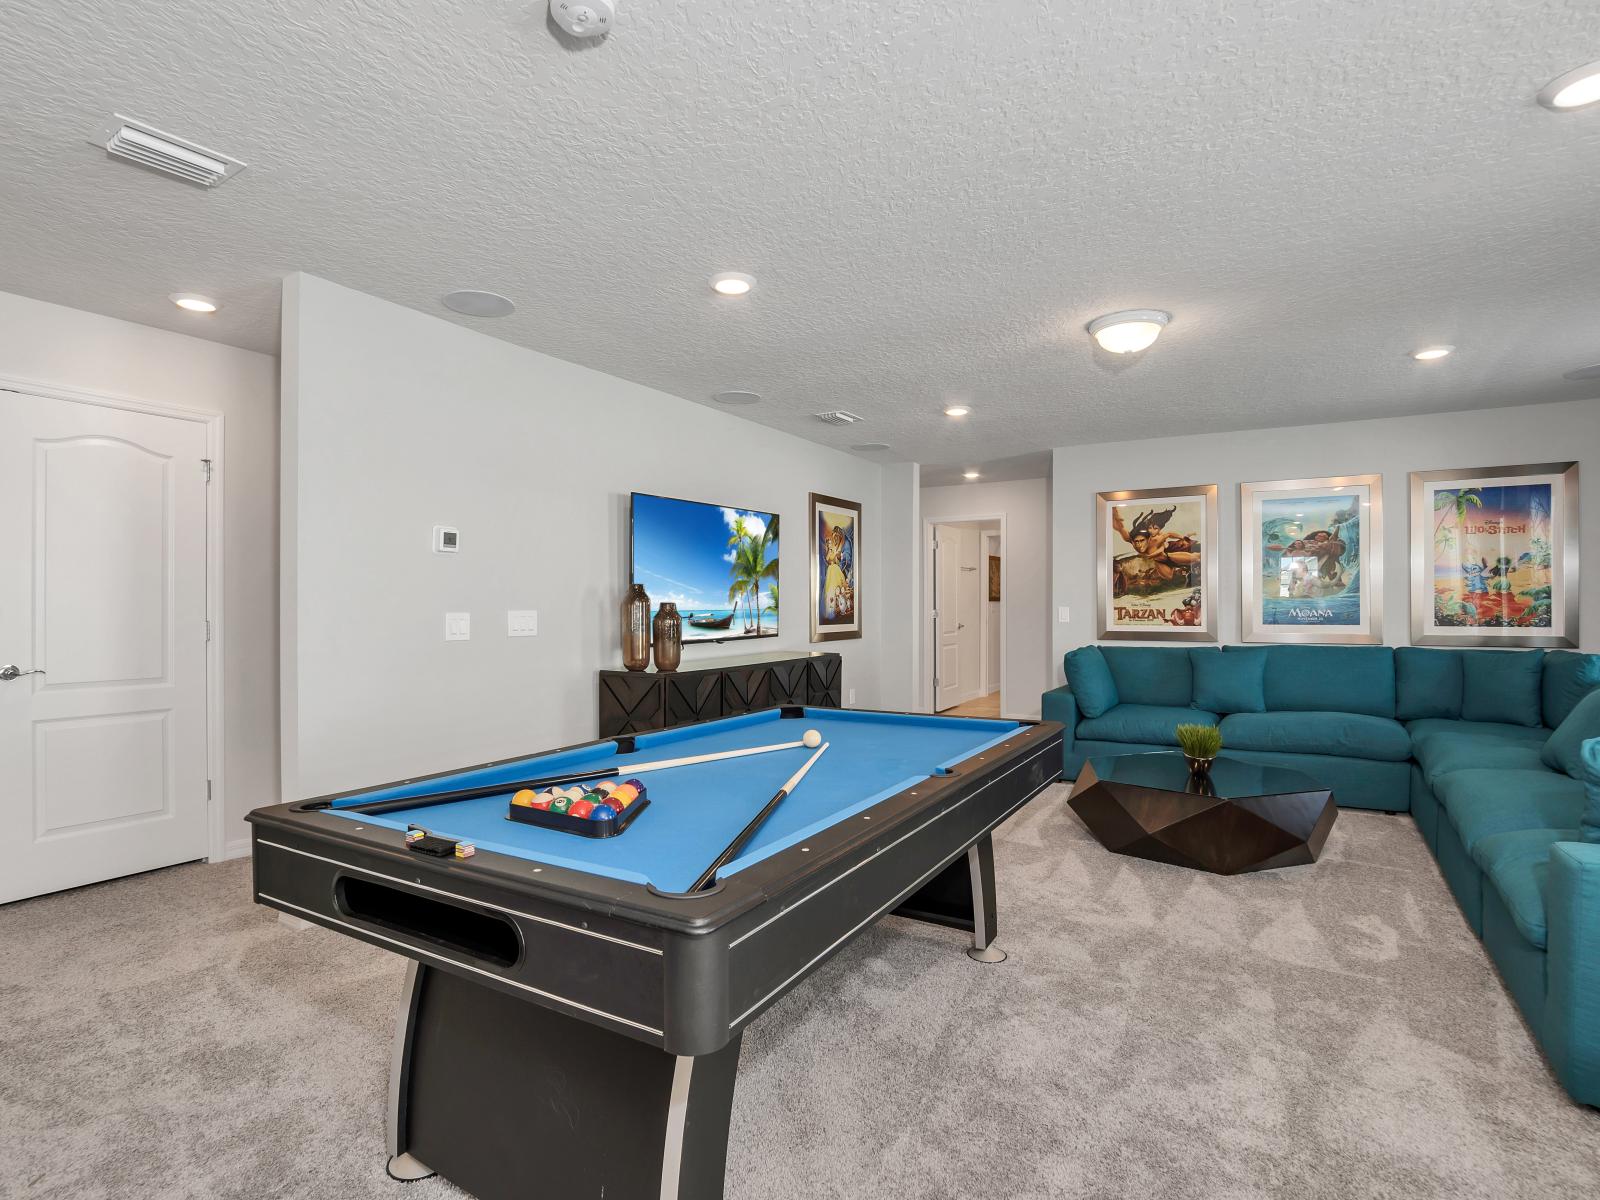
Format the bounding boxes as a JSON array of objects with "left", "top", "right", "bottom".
[
  {"left": 1240, "top": 475, "right": 1382, "bottom": 644},
  {"left": 810, "top": 492, "right": 862, "bottom": 642},
  {"left": 988, "top": 555, "right": 1001, "bottom": 602},
  {"left": 1410, "top": 462, "right": 1579, "bottom": 647},
  {"left": 1095, "top": 484, "right": 1218, "bottom": 642}
]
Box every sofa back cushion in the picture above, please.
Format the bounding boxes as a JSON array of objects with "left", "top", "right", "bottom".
[
  {"left": 1584, "top": 739, "right": 1600, "bottom": 844},
  {"left": 1064, "top": 645, "right": 1120, "bottom": 718},
  {"left": 1542, "top": 690, "right": 1600, "bottom": 780},
  {"left": 1395, "top": 647, "right": 1463, "bottom": 720},
  {"left": 1254, "top": 645, "right": 1397, "bottom": 719},
  {"left": 1099, "top": 646, "right": 1193, "bottom": 708},
  {"left": 1461, "top": 650, "right": 1544, "bottom": 728},
  {"left": 1190, "top": 646, "right": 1267, "bottom": 713},
  {"left": 1542, "top": 650, "right": 1600, "bottom": 729}
]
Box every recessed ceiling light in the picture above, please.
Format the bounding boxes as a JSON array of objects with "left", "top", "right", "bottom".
[
  {"left": 170, "top": 293, "right": 218, "bottom": 313},
  {"left": 1538, "top": 60, "right": 1600, "bottom": 111},
  {"left": 442, "top": 290, "right": 515, "bottom": 318},
  {"left": 944, "top": 405, "right": 971, "bottom": 418},
  {"left": 1412, "top": 345, "right": 1454, "bottom": 362},
  {"left": 964, "top": 471, "right": 981, "bottom": 480},
  {"left": 710, "top": 272, "right": 755, "bottom": 297},
  {"left": 1088, "top": 309, "right": 1170, "bottom": 354},
  {"left": 713, "top": 390, "right": 762, "bottom": 405}
]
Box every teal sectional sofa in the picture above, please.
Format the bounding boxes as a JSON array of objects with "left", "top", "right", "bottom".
[{"left": 1042, "top": 643, "right": 1600, "bottom": 1107}]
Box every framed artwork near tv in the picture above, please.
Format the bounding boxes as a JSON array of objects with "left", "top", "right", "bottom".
[
  {"left": 1409, "top": 462, "right": 1579, "bottom": 647},
  {"left": 1095, "top": 483, "right": 1218, "bottom": 642},
  {"left": 810, "top": 492, "right": 862, "bottom": 642},
  {"left": 1240, "top": 474, "right": 1382, "bottom": 645}
]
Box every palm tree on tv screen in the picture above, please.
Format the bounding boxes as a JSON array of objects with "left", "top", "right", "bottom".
[{"left": 726, "top": 516, "right": 779, "bottom": 634}]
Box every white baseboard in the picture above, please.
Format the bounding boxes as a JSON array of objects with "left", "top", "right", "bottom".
[{"left": 223, "top": 836, "right": 252, "bottom": 861}]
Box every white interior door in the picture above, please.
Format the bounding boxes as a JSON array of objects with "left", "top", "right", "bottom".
[
  {"left": 0, "top": 391, "right": 210, "bottom": 904},
  {"left": 956, "top": 527, "right": 982, "bottom": 702},
  {"left": 934, "top": 524, "right": 962, "bottom": 710}
]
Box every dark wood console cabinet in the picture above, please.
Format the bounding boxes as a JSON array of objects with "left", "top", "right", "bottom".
[{"left": 598, "top": 651, "right": 842, "bottom": 737}]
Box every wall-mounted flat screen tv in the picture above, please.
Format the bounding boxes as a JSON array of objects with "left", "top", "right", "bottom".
[{"left": 630, "top": 493, "right": 780, "bottom": 644}]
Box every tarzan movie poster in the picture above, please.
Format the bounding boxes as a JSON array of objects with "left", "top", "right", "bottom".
[{"left": 1103, "top": 494, "right": 1209, "bottom": 633}]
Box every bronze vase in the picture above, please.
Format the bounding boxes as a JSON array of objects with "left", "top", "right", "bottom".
[
  {"left": 621, "top": 584, "right": 651, "bottom": 671},
  {"left": 1185, "top": 754, "right": 1215, "bottom": 785},
  {"left": 652, "top": 602, "right": 682, "bottom": 673}
]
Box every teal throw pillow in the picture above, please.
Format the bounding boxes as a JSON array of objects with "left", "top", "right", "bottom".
[
  {"left": 1460, "top": 650, "right": 1543, "bottom": 728},
  {"left": 1542, "top": 651, "right": 1600, "bottom": 728},
  {"left": 1190, "top": 646, "right": 1267, "bottom": 714},
  {"left": 1065, "top": 645, "right": 1120, "bottom": 718},
  {"left": 1542, "top": 689, "right": 1600, "bottom": 780},
  {"left": 1394, "top": 647, "right": 1462, "bottom": 720},
  {"left": 1583, "top": 738, "right": 1600, "bottom": 844}
]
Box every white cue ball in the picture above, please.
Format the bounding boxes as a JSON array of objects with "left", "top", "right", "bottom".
[{"left": 803, "top": 729, "right": 822, "bottom": 748}]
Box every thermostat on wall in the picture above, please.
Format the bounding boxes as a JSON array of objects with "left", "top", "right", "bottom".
[{"left": 433, "top": 525, "right": 459, "bottom": 554}]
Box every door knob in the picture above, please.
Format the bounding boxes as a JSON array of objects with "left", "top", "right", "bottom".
[{"left": 0, "top": 665, "right": 44, "bottom": 681}]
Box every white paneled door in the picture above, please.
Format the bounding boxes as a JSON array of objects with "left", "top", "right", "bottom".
[
  {"left": 0, "top": 391, "right": 210, "bottom": 904},
  {"left": 934, "top": 524, "right": 963, "bottom": 711}
]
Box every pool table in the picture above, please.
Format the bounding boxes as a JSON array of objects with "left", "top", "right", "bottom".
[{"left": 248, "top": 706, "right": 1062, "bottom": 1200}]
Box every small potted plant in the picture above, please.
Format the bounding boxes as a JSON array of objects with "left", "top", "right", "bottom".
[{"left": 1175, "top": 723, "right": 1222, "bottom": 785}]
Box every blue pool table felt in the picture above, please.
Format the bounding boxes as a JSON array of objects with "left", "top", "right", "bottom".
[{"left": 327, "top": 709, "right": 1022, "bottom": 893}]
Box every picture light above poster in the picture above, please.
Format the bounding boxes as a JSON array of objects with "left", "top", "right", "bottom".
[{"left": 1240, "top": 475, "right": 1382, "bottom": 645}]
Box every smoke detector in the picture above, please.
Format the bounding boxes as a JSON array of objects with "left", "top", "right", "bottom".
[
  {"left": 551, "top": 0, "right": 614, "bottom": 37},
  {"left": 91, "top": 115, "right": 246, "bottom": 187},
  {"left": 814, "top": 411, "right": 864, "bottom": 426}
]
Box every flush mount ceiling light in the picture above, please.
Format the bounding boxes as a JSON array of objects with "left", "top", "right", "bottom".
[
  {"left": 1537, "top": 60, "right": 1600, "bottom": 111},
  {"left": 442, "top": 290, "right": 515, "bottom": 318},
  {"left": 943, "top": 404, "right": 971, "bottom": 418},
  {"left": 851, "top": 442, "right": 891, "bottom": 452},
  {"left": 963, "top": 470, "right": 981, "bottom": 480},
  {"left": 170, "top": 293, "right": 218, "bottom": 313},
  {"left": 710, "top": 272, "right": 755, "bottom": 297},
  {"left": 1088, "top": 310, "right": 1171, "bottom": 354},
  {"left": 713, "top": 390, "right": 761, "bottom": 405},
  {"left": 1411, "top": 345, "right": 1454, "bottom": 362}
]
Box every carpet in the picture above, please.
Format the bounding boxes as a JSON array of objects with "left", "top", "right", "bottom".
[{"left": 3, "top": 786, "right": 1596, "bottom": 1199}]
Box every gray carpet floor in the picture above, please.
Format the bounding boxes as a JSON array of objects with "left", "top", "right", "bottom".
[{"left": 3, "top": 785, "right": 1597, "bottom": 1199}]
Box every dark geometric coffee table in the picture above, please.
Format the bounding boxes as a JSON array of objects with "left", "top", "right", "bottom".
[{"left": 1068, "top": 753, "right": 1336, "bottom": 875}]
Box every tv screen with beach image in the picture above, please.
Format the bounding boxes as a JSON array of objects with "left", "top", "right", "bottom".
[{"left": 630, "top": 493, "right": 779, "bottom": 643}]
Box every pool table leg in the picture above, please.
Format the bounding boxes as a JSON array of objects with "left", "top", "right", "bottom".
[
  {"left": 964, "top": 837, "right": 1007, "bottom": 964},
  {"left": 891, "top": 834, "right": 1007, "bottom": 964}
]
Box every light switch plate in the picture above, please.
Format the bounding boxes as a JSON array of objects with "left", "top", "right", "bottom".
[
  {"left": 507, "top": 610, "right": 538, "bottom": 637},
  {"left": 1058, "top": 606, "right": 1071, "bottom": 623},
  {"left": 847, "top": 688, "right": 857, "bottom": 705},
  {"left": 445, "top": 612, "right": 471, "bottom": 641}
]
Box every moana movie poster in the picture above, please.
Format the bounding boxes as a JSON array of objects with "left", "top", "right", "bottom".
[
  {"left": 1097, "top": 486, "right": 1217, "bottom": 641},
  {"left": 1241, "top": 476, "right": 1381, "bottom": 644}
]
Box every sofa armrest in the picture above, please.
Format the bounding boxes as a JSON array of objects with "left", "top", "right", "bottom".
[
  {"left": 1041, "top": 685, "right": 1078, "bottom": 763},
  {"left": 1544, "top": 839, "right": 1600, "bottom": 1107}
]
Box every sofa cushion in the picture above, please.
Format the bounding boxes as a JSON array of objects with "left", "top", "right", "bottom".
[
  {"left": 1542, "top": 689, "right": 1600, "bottom": 780},
  {"left": 1255, "top": 645, "right": 1396, "bottom": 719},
  {"left": 1434, "top": 768, "right": 1585, "bottom": 854},
  {"left": 1190, "top": 647, "right": 1266, "bottom": 714},
  {"left": 1461, "top": 649, "right": 1544, "bottom": 727},
  {"left": 1099, "top": 646, "right": 1193, "bottom": 708},
  {"left": 1077, "top": 704, "right": 1216, "bottom": 747},
  {"left": 1413, "top": 733, "right": 1548, "bottom": 783},
  {"left": 1394, "top": 647, "right": 1462, "bottom": 720},
  {"left": 1064, "top": 645, "right": 1120, "bottom": 718},
  {"left": 1405, "top": 718, "right": 1550, "bottom": 749},
  {"left": 1584, "top": 739, "right": 1600, "bottom": 844},
  {"left": 1219, "top": 711, "right": 1410, "bottom": 762},
  {"left": 1542, "top": 650, "right": 1600, "bottom": 729},
  {"left": 1475, "top": 827, "right": 1577, "bottom": 949}
]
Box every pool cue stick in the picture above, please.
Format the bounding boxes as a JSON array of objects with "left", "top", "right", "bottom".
[
  {"left": 336, "top": 737, "right": 816, "bottom": 815},
  {"left": 690, "top": 742, "right": 829, "bottom": 893}
]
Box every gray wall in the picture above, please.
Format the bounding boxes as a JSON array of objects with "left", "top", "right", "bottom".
[
  {"left": 921, "top": 477, "right": 1051, "bottom": 719},
  {"left": 0, "top": 289, "right": 280, "bottom": 851},
  {"left": 282, "top": 274, "right": 894, "bottom": 797},
  {"left": 1049, "top": 397, "right": 1600, "bottom": 685}
]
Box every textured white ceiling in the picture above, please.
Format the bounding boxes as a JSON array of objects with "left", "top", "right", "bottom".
[{"left": 3, "top": 0, "right": 1599, "bottom": 475}]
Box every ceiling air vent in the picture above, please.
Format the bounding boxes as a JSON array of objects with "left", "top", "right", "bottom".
[
  {"left": 91, "top": 115, "right": 247, "bottom": 187},
  {"left": 814, "top": 410, "right": 864, "bottom": 426}
]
